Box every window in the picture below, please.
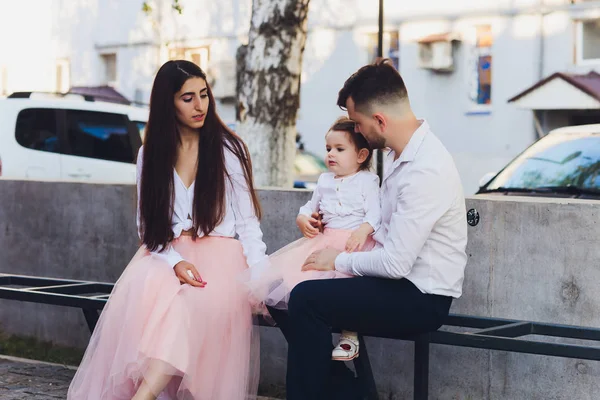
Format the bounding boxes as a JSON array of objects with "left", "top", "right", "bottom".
[
  {"left": 66, "top": 110, "right": 134, "bottom": 163},
  {"left": 15, "top": 109, "right": 60, "bottom": 153},
  {"left": 569, "top": 112, "right": 600, "bottom": 126},
  {"left": 134, "top": 121, "right": 147, "bottom": 140},
  {"left": 366, "top": 31, "right": 399, "bottom": 69},
  {"left": 101, "top": 53, "right": 117, "bottom": 85},
  {"left": 188, "top": 48, "right": 209, "bottom": 69},
  {"left": 576, "top": 19, "right": 600, "bottom": 64},
  {"left": 468, "top": 25, "right": 493, "bottom": 109},
  {"left": 56, "top": 59, "right": 70, "bottom": 93},
  {"left": 169, "top": 46, "right": 210, "bottom": 69}
]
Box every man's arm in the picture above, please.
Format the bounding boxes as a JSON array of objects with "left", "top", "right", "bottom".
[{"left": 335, "top": 167, "right": 453, "bottom": 278}]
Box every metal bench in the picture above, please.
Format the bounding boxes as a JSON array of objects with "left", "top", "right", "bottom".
[{"left": 2, "top": 273, "right": 600, "bottom": 400}]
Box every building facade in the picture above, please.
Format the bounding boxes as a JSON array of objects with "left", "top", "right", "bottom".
[{"left": 2, "top": 0, "right": 600, "bottom": 192}]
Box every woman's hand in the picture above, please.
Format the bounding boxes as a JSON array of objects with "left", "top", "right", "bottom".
[{"left": 173, "top": 261, "right": 206, "bottom": 288}]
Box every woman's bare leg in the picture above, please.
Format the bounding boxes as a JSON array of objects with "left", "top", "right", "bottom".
[
  {"left": 131, "top": 360, "right": 173, "bottom": 400},
  {"left": 131, "top": 380, "right": 156, "bottom": 400}
]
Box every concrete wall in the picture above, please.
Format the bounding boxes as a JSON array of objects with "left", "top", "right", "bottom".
[
  {"left": 1, "top": 179, "right": 600, "bottom": 399},
  {"left": 0, "top": 179, "right": 311, "bottom": 348}
]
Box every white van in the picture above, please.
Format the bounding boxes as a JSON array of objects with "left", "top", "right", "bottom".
[{"left": 0, "top": 92, "right": 148, "bottom": 184}]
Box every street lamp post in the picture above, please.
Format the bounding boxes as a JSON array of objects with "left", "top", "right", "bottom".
[{"left": 376, "top": 0, "right": 384, "bottom": 183}]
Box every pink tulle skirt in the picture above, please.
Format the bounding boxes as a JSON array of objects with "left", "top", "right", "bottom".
[
  {"left": 244, "top": 228, "right": 375, "bottom": 310},
  {"left": 68, "top": 236, "right": 259, "bottom": 400}
]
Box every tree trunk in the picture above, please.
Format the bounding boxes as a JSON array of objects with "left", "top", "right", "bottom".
[{"left": 236, "top": 0, "right": 311, "bottom": 188}]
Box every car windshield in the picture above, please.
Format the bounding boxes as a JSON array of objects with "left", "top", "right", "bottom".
[{"left": 484, "top": 131, "right": 600, "bottom": 192}]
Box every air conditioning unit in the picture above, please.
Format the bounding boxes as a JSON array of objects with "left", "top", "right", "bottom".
[{"left": 418, "top": 40, "right": 455, "bottom": 72}]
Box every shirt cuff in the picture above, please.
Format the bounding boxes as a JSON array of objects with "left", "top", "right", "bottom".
[
  {"left": 164, "top": 252, "right": 185, "bottom": 269},
  {"left": 150, "top": 247, "right": 185, "bottom": 269},
  {"left": 334, "top": 252, "right": 352, "bottom": 274},
  {"left": 363, "top": 220, "right": 379, "bottom": 234}
]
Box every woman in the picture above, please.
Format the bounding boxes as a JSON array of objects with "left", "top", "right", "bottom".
[{"left": 68, "top": 60, "right": 267, "bottom": 400}]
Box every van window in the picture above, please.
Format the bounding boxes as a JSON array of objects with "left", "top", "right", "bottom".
[
  {"left": 133, "top": 120, "right": 146, "bottom": 140},
  {"left": 15, "top": 109, "right": 60, "bottom": 153},
  {"left": 65, "top": 110, "right": 135, "bottom": 163}
]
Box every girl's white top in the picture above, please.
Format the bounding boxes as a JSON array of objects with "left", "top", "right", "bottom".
[
  {"left": 299, "top": 171, "right": 381, "bottom": 232},
  {"left": 136, "top": 146, "right": 268, "bottom": 269}
]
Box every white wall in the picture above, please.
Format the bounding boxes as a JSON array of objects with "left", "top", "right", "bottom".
[
  {"left": 0, "top": 0, "right": 57, "bottom": 93},
  {"left": 3, "top": 0, "right": 600, "bottom": 192},
  {"left": 297, "top": 0, "right": 600, "bottom": 193}
]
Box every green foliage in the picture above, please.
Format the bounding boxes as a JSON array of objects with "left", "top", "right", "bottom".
[
  {"left": 142, "top": 0, "right": 183, "bottom": 16},
  {"left": 172, "top": 0, "right": 183, "bottom": 14},
  {"left": 0, "top": 329, "right": 84, "bottom": 366},
  {"left": 142, "top": 1, "right": 152, "bottom": 14}
]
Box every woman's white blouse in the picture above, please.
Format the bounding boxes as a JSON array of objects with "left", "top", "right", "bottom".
[
  {"left": 298, "top": 171, "right": 381, "bottom": 231},
  {"left": 136, "top": 146, "right": 268, "bottom": 269}
]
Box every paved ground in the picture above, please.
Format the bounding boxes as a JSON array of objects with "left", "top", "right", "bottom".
[
  {"left": 0, "top": 355, "right": 75, "bottom": 399},
  {"left": 0, "top": 355, "right": 281, "bottom": 399}
]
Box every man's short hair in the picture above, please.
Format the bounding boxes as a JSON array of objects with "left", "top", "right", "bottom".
[{"left": 337, "top": 59, "right": 409, "bottom": 114}]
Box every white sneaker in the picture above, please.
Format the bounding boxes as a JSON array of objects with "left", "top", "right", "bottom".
[{"left": 331, "top": 335, "right": 359, "bottom": 361}]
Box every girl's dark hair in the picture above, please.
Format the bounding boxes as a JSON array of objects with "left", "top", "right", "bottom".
[
  {"left": 139, "top": 60, "right": 261, "bottom": 251},
  {"left": 328, "top": 116, "right": 373, "bottom": 171}
]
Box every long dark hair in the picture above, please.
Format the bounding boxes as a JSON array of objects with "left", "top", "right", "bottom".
[{"left": 139, "top": 60, "right": 262, "bottom": 252}]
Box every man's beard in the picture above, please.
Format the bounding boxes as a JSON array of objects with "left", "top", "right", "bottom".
[{"left": 367, "top": 133, "right": 386, "bottom": 150}]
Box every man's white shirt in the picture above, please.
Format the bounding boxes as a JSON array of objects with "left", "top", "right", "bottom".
[{"left": 335, "top": 120, "right": 468, "bottom": 298}]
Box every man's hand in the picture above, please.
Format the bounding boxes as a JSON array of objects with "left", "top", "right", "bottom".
[
  {"left": 345, "top": 223, "right": 374, "bottom": 253},
  {"left": 302, "top": 248, "right": 341, "bottom": 272}
]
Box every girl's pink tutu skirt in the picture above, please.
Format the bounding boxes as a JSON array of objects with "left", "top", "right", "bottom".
[
  {"left": 68, "top": 236, "right": 259, "bottom": 400},
  {"left": 244, "top": 228, "right": 375, "bottom": 310}
]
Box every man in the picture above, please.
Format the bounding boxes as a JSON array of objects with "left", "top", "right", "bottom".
[{"left": 268, "top": 59, "right": 468, "bottom": 399}]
